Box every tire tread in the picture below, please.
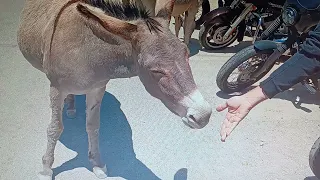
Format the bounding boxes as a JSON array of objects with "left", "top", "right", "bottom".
[
  {"left": 310, "top": 137, "right": 320, "bottom": 179},
  {"left": 216, "top": 45, "right": 273, "bottom": 93}
]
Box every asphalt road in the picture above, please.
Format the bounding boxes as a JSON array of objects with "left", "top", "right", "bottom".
[{"left": 1, "top": 0, "right": 320, "bottom": 180}]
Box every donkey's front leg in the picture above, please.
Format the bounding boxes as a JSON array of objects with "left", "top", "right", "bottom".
[
  {"left": 38, "top": 86, "right": 66, "bottom": 180},
  {"left": 86, "top": 87, "right": 107, "bottom": 179},
  {"left": 65, "top": 94, "right": 76, "bottom": 118},
  {"left": 183, "top": 5, "right": 198, "bottom": 45}
]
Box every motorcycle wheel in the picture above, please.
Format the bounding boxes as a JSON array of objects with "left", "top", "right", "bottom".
[
  {"left": 199, "top": 19, "right": 239, "bottom": 50},
  {"left": 309, "top": 137, "right": 320, "bottom": 179},
  {"left": 216, "top": 45, "right": 275, "bottom": 93}
]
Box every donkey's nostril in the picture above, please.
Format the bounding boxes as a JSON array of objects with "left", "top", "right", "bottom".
[{"left": 188, "top": 114, "right": 196, "bottom": 121}]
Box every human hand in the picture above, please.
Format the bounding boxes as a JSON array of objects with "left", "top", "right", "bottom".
[
  {"left": 216, "top": 86, "right": 268, "bottom": 142},
  {"left": 216, "top": 96, "right": 253, "bottom": 142}
]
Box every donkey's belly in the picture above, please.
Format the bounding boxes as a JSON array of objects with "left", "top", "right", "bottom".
[
  {"left": 54, "top": 62, "right": 136, "bottom": 94},
  {"left": 57, "top": 78, "right": 110, "bottom": 95}
]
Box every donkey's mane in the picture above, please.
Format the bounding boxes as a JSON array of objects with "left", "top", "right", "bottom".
[{"left": 88, "top": 0, "right": 162, "bottom": 32}]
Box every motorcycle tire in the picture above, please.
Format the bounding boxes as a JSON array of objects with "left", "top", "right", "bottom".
[
  {"left": 309, "top": 137, "right": 320, "bottom": 179},
  {"left": 216, "top": 45, "right": 275, "bottom": 93},
  {"left": 199, "top": 20, "right": 239, "bottom": 50}
]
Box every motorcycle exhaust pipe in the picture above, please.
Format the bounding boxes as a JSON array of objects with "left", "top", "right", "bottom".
[
  {"left": 223, "top": 3, "right": 257, "bottom": 40},
  {"left": 258, "top": 16, "right": 282, "bottom": 41},
  {"left": 253, "top": 42, "right": 288, "bottom": 80}
]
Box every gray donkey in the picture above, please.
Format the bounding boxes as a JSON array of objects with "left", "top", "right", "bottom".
[
  {"left": 123, "top": 0, "right": 202, "bottom": 45},
  {"left": 17, "top": 0, "right": 212, "bottom": 179}
]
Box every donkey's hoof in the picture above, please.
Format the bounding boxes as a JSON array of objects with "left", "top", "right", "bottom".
[
  {"left": 93, "top": 165, "right": 107, "bottom": 179},
  {"left": 38, "top": 169, "right": 53, "bottom": 180},
  {"left": 66, "top": 109, "right": 76, "bottom": 119}
]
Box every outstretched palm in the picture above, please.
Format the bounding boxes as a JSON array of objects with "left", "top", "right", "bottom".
[{"left": 216, "top": 96, "right": 253, "bottom": 142}]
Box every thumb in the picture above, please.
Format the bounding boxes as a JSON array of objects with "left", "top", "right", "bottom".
[{"left": 216, "top": 102, "right": 228, "bottom": 112}]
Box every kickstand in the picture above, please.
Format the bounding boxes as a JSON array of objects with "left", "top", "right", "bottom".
[
  {"left": 311, "top": 76, "right": 320, "bottom": 91},
  {"left": 301, "top": 80, "right": 317, "bottom": 94}
]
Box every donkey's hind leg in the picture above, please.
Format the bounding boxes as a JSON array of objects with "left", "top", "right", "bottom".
[
  {"left": 174, "top": 15, "right": 183, "bottom": 38},
  {"left": 183, "top": 2, "right": 198, "bottom": 45},
  {"left": 65, "top": 94, "right": 76, "bottom": 118},
  {"left": 86, "top": 87, "right": 107, "bottom": 179},
  {"left": 38, "top": 86, "right": 66, "bottom": 180}
]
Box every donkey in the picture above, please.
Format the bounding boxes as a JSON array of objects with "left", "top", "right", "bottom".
[
  {"left": 171, "top": 0, "right": 201, "bottom": 45},
  {"left": 17, "top": 0, "right": 212, "bottom": 179},
  {"left": 123, "top": 0, "right": 201, "bottom": 45}
]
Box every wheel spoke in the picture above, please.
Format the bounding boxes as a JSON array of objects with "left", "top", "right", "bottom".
[
  {"left": 202, "top": 23, "right": 239, "bottom": 49},
  {"left": 227, "top": 54, "right": 268, "bottom": 85}
]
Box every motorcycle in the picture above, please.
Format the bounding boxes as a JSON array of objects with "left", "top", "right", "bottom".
[
  {"left": 310, "top": 137, "right": 320, "bottom": 179},
  {"left": 195, "top": 0, "right": 211, "bottom": 29},
  {"left": 218, "top": 0, "right": 234, "bottom": 7},
  {"left": 216, "top": 0, "right": 320, "bottom": 94},
  {"left": 198, "top": 0, "right": 285, "bottom": 50},
  {"left": 216, "top": 0, "right": 320, "bottom": 178}
]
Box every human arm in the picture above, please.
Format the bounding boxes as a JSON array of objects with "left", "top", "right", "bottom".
[
  {"left": 217, "top": 23, "right": 320, "bottom": 141},
  {"left": 261, "top": 23, "right": 320, "bottom": 98}
]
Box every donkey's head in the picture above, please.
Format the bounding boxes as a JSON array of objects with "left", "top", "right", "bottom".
[{"left": 76, "top": 0, "right": 212, "bottom": 129}]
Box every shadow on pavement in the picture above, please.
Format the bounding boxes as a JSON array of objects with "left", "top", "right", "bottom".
[
  {"left": 189, "top": 38, "right": 201, "bottom": 57},
  {"left": 52, "top": 92, "right": 167, "bottom": 180},
  {"left": 274, "top": 84, "right": 320, "bottom": 113},
  {"left": 215, "top": 86, "right": 257, "bottom": 99},
  {"left": 174, "top": 168, "right": 188, "bottom": 180},
  {"left": 304, "top": 176, "right": 319, "bottom": 180},
  {"left": 216, "top": 90, "right": 234, "bottom": 99},
  {"left": 183, "top": 38, "right": 251, "bottom": 57},
  {"left": 200, "top": 40, "right": 252, "bottom": 54}
]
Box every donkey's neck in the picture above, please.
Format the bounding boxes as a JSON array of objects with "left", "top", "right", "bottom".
[
  {"left": 79, "top": 13, "right": 140, "bottom": 79},
  {"left": 99, "top": 39, "right": 140, "bottom": 79},
  {"left": 107, "top": 50, "right": 139, "bottom": 79}
]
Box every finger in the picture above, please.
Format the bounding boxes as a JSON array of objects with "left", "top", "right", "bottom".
[
  {"left": 221, "top": 130, "right": 227, "bottom": 142},
  {"left": 226, "top": 122, "right": 239, "bottom": 137},
  {"left": 220, "top": 125, "right": 226, "bottom": 142},
  {"left": 229, "top": 115, "right": 241, "bottom": 123},
  {"left": 221, "top": 117, "right": 240, "bottom": 142},
  {"left": 220, "top": 118, "right": 230, "bottom": 142},
  {"left": 216, "top": 102, "right": 228, "bottom": 112}
]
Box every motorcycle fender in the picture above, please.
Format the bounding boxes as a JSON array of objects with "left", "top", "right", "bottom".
[
  {"left": 254, "top": 40, "right": 278, "bottom": 52},
  {"left": 202, "top": 7, "right": 245, "bottom": 42},
  {"left": 202, "top": 7, "right": 232, "bottom": 26}
]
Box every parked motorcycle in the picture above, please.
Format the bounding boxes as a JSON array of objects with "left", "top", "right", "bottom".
[
  {"left": 216, "top": 0, "right": 320, "bottom": 177},
  {"left": 198, "top": 0, "right": 285, "bottom": 50},
  {"left": 195, "top": 0, "right": 211, "bottom": 29},
  {"left": 216, "top": 0, "right": 320, "bottom": 94},
  {"left": 310, "top": 136, "right": 320, "bottom": 179}
]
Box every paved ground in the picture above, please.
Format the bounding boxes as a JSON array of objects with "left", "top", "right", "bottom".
[{"left": 1, "top": 0, "right": 320, "bottom": 180}]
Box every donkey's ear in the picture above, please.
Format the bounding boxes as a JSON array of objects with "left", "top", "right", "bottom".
[
  {"left": 155, "top": 0, "right": 175, "bottom": 20},
  {"left": 76, "top": 3, "right": 137, "bottom": 40}
]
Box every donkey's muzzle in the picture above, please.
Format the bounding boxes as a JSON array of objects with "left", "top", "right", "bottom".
[
  {"left": 180, "top": 90, "right": 212, "bottom": 129},
  {"left": 185, "top": 103, "right": 212, "bottom": 129}
]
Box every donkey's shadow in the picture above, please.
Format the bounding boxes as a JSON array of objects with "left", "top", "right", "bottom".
[{"left": 53, "top": 92, "right": 162, "bottom": 180}]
